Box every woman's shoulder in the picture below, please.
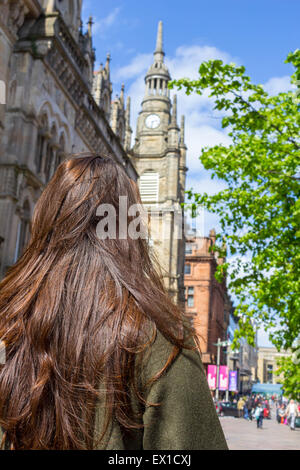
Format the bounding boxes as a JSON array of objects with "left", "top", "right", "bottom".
[
  {"left": 137, "top": 324, "right": 228, "bottom": 450},
  {"left": 137, "top": 323, "right": 204, "bottom": 390}
]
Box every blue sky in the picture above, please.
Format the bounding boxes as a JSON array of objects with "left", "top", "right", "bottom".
[
  {"left": 83, "top": 0, "right": 299, "bottom": 82},
  {"left": 82, "top": 0, "right": 299, "bottom": 346}
]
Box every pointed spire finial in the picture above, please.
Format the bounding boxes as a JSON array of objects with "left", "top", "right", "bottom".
[
  {"left": 125, "top": 96, "right": 132, "bottom": 151},
  {"left": 126, "top": 96, "right": 131, "bottom": 117},
  {"left": 126, "top": 97, "right": 131, "bottom": 123},
  {"left": 87, "top": 16, "right": 93, "bottom": 37},
  {"left": 154, "top": 21, "right": 165, "bottom": 62},
  {"left": 120, "top": 84, "right": 125, "bottom": 105},
  {"left": 180, "top": 115, "right": 186, "bottom": 146},
  {"left": 105, "top": 52, "right": 111, "bottom": 74},
  {"left": 171, "top": 94, "right": 177, "bottom": 124},
  {"left": 155, "top": 21, "right": 163, "bottom": 53}
]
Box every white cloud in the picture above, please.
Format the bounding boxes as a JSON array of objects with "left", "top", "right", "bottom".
[
  {"left": 185, "top": 125, "right": 231, "bottom": 174},
  {"left": 263, "top": 75, "right": 294, "bottom": 95},
  {"left": 166, "top": 44, "right": 233, "bottom": 81},
  {"left": 88, "top": 7, "right": 121, "bottom": 36},
  {"left": 187, "top": 173, "right": 228, "bottom": 197},
  {"left": 184, "top": 172, "right": 228, "bottom": 235},
  {"left": 114, "top": 53, "right": 152, "bottom": 81}
]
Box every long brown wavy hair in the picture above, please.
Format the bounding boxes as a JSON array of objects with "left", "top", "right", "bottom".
[{"left": 0, "top": 154, "right": 197, "bottom": 450}]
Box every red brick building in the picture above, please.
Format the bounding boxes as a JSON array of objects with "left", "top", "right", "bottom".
[{"left": 184, "top": 229, "right": 232, "bottom": 371}]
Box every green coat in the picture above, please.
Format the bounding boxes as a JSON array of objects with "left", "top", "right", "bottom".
[
  {"left": 94, "top": 329, "right": 228, "bottom": 450},
  {"left": 0, "top": 329, "right": 228, "bottom": 450}
]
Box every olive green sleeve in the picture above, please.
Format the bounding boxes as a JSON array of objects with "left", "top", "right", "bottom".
[{"left": 141, "top": 331, "right": 228, "bottom": 450}]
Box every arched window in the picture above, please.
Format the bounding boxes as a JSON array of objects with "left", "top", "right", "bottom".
[
  {"left": 45, "top": 142, "right": 53, "bottom": 182},
  {"left": 44, "top": 124, "right": 57, "bottom": 182},
  {"left": 35, "top": 133, "right": 43, "bottom": 173},
  {"left": 139, "top": 171, "right": 159, "bottom": 204},
  {"left": 14, "top": 200, "right": 31, "bottom": 262},
  {"left": 35, "top": 114, "right": 48, "bottom": 174}
]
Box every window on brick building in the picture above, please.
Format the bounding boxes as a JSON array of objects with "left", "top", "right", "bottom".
[
  {"left": 184, "top": 263, "right": 191, "bottom": 274},
  {"left": 185, "top": 243, "right": 192, "bottom": 254},
  {"left": 187, "top": 286, "right": 194, "bottom": 307}
]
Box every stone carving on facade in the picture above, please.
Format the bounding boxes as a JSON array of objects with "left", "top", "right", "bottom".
[
  {"left": 111, "top": 84, "right": 126, "bottom": 147},
  {"left": 46, "top": 45, "right": 85, "bottom": 106},
  {"left": 0, "top": 165, "right": 18, "bottom": 198},
  {"left": 92, "top": 54, "right": 113, "bottom": 123},
  {"left": 5, "top": 0, "right": 29, "bottom": 38}
]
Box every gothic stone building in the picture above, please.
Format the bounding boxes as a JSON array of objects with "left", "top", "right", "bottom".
[{"left": 0, "top": 1, "right": 187, "bottom": 301}]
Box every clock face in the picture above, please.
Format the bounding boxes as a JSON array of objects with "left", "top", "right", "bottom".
[{"left": 145, "top": 114, "right": 160, "bottom": 129}]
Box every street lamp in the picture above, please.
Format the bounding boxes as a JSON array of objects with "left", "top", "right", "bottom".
[{"left": 213, "top": 338, "right": 230, "bottom": 400}]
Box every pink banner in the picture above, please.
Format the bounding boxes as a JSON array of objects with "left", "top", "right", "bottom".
[
  {"left": 207, "top": 365, "right": 217, "bottom": 390},
  {"left": 219, "top": 365, "right": 229, "bottom": 391}
]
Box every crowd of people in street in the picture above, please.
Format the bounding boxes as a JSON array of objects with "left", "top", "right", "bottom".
[
  {"left": 214, "top": 394, "right": 300, "bottom": 431},
  {"left": 236, "top": 395, "right": 271, "bottom": 428}
]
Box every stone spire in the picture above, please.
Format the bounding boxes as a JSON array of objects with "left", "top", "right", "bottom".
[
  {"left": 168, "top": 94, "right": 179, "bottom": 145},
  {"left": 105, "top": 53, "right": 111, "bottom": 78},
  {"left": 180, "top": 115, "right": 187, "bottom": 148},
  {"left": 144, "top": 21, "right": 170, "bottom": 97},
  {"left": 154, "top": 20, "right": 165, "bottom": 63},
  {"left": 125, "top": 96, "right": 133, "bottom": 151},
  {"left": 87, "top": 16, "right": 93, "bottom": 38},
  {"left": 120, "top": 83, "right": 125, "bottom": 107},
  {"left": 92, "top": 52, "right": 112, "bottom": 121},
  {"left": 170, "top": 94, "right": 178, "bottom": 126}
]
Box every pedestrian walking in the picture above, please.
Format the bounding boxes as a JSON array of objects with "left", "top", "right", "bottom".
[
  {"left": 285, "top": 400, "right": 298, "bottom": 430},
  {"left": 0, "top": 155, "right": 228, "bottom": 450},
  {"left": 263, "top": 401, "right": 270, "bottom": 419},
  {"left": 243, "top": 403, "right": 249, "bottom": 420},
  {"left": 254, "top": 404, "right": 263, "bottom": 429},
  {"left": 237, "top": 397, "right": 245, "bottom": 418},
  {"left": 277, "top": 404, "right": 286, "bottom": 424},
  {"left": 247, "top": 397, "right": 253, "bottom": 421}
]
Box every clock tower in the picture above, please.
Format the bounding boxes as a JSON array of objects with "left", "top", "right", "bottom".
[{"left": 131, "top": 21, "right": 188, "bottom": 303}]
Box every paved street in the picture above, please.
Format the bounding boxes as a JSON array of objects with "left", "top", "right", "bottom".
[{"left": 220, "top": 408, "right": 300, "bottom": 450}]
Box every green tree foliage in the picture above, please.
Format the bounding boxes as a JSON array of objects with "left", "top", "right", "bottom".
[
  {"left": 169, "top": 51, "right": 300, "bottom": 393},
  {"left": 276, "top": 355, "right": 300, "bottom": 400}
]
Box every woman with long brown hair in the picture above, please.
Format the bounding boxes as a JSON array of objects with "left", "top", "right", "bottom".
[{"left": 0, "top": 154, "right": 227, "bottom": 450}]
